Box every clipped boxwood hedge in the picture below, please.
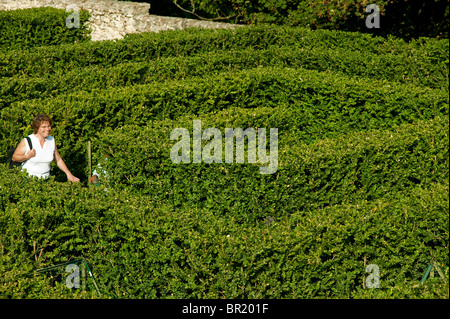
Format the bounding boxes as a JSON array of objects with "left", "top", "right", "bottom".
[
  {"left": 0, "top": 13, "right": 448, "bottom": 300},
  {"left": 0, "top": 164, "right": 447, "bottom": 298},
  {"left": 1, "top": 39, "right": 448, "bottom": 109},
  {"left": 0, "top": 7, "right": 91, "bottom": 51},
  {"left": 1, "top": 66, "right": 447, "bottom": 180},
  {"left": 1, "top": 25, "right": 447, "bottom": 88},
  {"left": 89, "top": 115, "right": 448, "bottom": 222}
]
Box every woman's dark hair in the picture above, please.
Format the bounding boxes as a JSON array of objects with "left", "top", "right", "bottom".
[{"left": 32, "top": 114, "right": 53, "bottom": 133}]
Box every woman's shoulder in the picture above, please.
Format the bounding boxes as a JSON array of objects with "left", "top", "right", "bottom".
[
  {"left": 27, "top": 134, "right": 37, "bottom": 143},
  {"left": 45, "top": 135, "right": 56, "bottom": 147}
]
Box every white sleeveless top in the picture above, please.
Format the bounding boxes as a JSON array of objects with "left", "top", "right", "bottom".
[{"left": 21, "top": 134, "right": 55, "bottom": 179}]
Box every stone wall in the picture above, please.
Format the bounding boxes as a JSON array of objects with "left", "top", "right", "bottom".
[{"left": 0, "top": 0, "right": 241, "bottom": 41}]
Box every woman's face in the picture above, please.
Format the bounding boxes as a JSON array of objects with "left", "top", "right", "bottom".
[{"left": 37, "top": 121, "right": 51, "bottom": 138}]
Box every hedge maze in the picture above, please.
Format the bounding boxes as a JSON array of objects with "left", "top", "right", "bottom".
[{"left": 0, "top": 7, "right": 448, "bottom": 298}]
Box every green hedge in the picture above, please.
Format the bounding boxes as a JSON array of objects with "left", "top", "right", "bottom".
[
  {"left": 0, "top": 7, "right": 91, "bottom": 51},
  {"left": 1, "top": 25, "right": 447, "bottom": 80},
  {"left": 90, "top": 115, "right": 448, "bottom": 222},
  {"left": 0, "top": 165, "right": 447, "bottom": 298},
  {"left": 1, "top": 39, "right": 448, "bottom": 109},
  {"left": 1, "top": 66, "right": 447, "bottom": 181},
  {"left": 0, "top": 16, "right": 448, "bottom": 300}
]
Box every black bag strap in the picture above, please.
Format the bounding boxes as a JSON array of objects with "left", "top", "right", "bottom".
[{"left": 25, "top": 136, "right": 33, "bottom": 150}]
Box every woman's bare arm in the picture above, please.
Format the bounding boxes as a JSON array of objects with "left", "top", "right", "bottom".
[
  {"left": 12, "top": 139, "right": 35, "bottom": 162},
  {"left": 54, "top": 144, "right": 80, "bottom": 182}
]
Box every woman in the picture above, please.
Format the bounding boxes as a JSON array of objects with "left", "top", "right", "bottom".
[{"left": 12, "top": 114, "right": 80, "bottom": 182}]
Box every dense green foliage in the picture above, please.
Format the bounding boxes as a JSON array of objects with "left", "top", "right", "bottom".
[
  {"left": 0, "top": 165, "right": 448, "bottom": 298},
  {"left": 0, "top": 7, "right": 448, "bottom": 299},
  {"left": 0, "top": 7, "right": 91, "bottom": 51},
  {"left": 2, "top": 65, "right": 447, "bottom": 182},
  {"left": 1, "top": 24, "right": 447, "bottom": 79},
  {"left": 92, "top": 115, "right": 449, "bottom": 221},
  {"left": 1, "top": 35, "right": 448, "bottom": 107},
  {"left": 143, "top": 0, "right": 449, "bottom": 39}
]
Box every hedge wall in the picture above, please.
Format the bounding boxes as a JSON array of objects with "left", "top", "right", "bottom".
[
  {"left": 0, "top": 7, "right": 91, "bottom": 51},
  {"left": 89, "top": 115, "right": 449, "bottom": 221},
  {"left": 1, "top": 39, "right": 448, "bottom": 109},
  {"left": 1, "top": 25, "right": 447, "bottom": 79},
  {"left": 0, "top": 16, "right": 448, "bottom": 299},
  {"left": 0, "top": 164, "right": 448, "bottom": 298},
  {"left": 1, "top": 66, "right": 447, "bottom": 181}
]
